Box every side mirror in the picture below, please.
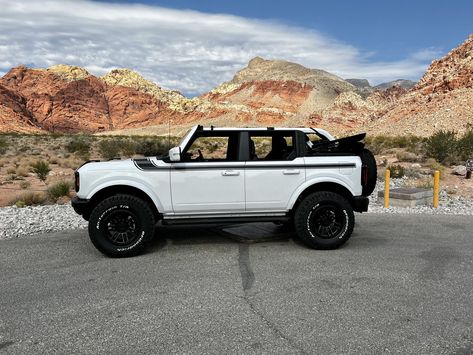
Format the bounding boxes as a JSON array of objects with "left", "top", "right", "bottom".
[{"left": 169, "top": 147, "right": 181, "bottom": 162}]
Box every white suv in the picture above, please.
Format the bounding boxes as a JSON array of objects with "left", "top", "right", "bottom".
[{"left": 72, "top": 125, "right": 376, "bottom": 257}]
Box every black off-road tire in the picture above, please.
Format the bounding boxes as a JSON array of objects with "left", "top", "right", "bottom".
[
  {"left": 359, "top": 148, "right": 377, "bottom": 196},
  {"left": 294, "top": 191, "right": 354, "bottom": 249},
  {"left": 88, "top": 194, "right": 156, "bottom": 257}
]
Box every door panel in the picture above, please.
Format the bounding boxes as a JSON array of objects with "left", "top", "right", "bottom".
[
  {"left": 171, "top": 163, "right": 245, "bottom": 213},
  {"left": 245, "top": 158, "right": 306, "bottom": 211}
]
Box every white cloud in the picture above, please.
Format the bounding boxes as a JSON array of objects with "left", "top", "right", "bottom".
[{"left": 0, "top": 0, "right": 441, "bottom": 96}]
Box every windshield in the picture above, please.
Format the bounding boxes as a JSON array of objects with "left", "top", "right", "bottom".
[{"left": 178, "top": 128, "right": 192, "bottom": 147}]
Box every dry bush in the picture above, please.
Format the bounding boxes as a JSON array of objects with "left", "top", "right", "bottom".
[
  {"left": 10, "top": 192, "right": 47, "bottom": 207},
  {"left": 16, "top": 166, "right": 29, "bottom": 177},
  {"left": 396, "top": 150, "right": 423, "bottom": 163},
  {"left": 20, "top": 180, "right": 31, "bottom": 189}
]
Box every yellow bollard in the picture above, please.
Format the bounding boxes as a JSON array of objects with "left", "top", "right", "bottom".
[
  {"left": 433, "top": 170, "right": 440, "bottom": 208},
  {"left": 384, "top": 169, "right": 390, "bottom": 208}
]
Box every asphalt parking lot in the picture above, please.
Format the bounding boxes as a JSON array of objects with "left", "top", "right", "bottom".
[{"left": 1, "top": 214, "right": 472, "bottom": 354}]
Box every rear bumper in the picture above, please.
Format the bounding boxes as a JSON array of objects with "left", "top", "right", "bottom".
[
  {"left": 71, "top": 196, "right": 91, "bottom": 219},
  {"left": 353, "top": 196, "right": 369, "bottom": 213}
]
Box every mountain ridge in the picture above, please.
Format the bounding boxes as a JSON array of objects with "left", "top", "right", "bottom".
[{"left": 1, "top": 34, "right": 472, "bottom": 136}]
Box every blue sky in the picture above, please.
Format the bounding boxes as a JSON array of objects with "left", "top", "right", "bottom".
[
  {"left": 97, "top": 0, "right": 473, "bottom": 62},
  {"left": 0, "top": 0, "right": 471, "bottom": 96}
]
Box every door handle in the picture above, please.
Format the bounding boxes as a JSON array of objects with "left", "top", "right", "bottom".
[
  {"left": 283, "top": 169, "right": 300, "bottom": 175},
  {"left": 222, "top": 170, "right": 240, "bottom": 176}
]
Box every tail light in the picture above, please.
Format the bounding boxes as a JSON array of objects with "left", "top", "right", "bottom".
[
  {"left": 74, "top": 171, "right": 80, "bottom": 192},
  {"left": 361, "top": 164, "right": 368, "bottom": 186}
]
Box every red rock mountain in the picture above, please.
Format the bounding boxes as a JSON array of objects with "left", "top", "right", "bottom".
[{"left": 0, "top": 34, "right": 472, "bottom": 136}]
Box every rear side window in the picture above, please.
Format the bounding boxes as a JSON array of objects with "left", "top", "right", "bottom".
[{"left": 249, "top": 133, "right": 295, "bottom": 161}]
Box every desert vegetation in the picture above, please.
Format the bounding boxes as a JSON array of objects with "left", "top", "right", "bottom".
[
  {"left": 0, "top": 133, "right": 178, "bottom": 207},
  {"left": 0, "top": 129, "right": 472, "bottom": 207}
]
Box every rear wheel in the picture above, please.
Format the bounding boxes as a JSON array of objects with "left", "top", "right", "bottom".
[
  {"left": 294, "top": 191, "right": 354, "bottom": 249},
  {"left": 88, "top": 194, "right": 156, "bottom": 257}
]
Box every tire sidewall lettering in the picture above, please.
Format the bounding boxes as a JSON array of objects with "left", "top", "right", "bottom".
[{"left": 95, "top": 204, "right": 130, "bottom": 230}]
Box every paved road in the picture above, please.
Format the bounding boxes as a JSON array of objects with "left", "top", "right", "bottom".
[{"left": 1, "top": 214, "right": 472, "bottom": 354}]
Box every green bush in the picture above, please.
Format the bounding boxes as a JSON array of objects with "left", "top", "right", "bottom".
[
  {"left": 30, "top": 160, "right": 51, "bottom": 183},
  {"left": 118, "top": 139, "right": 137, "bottom": 157},
  {"left": 425, "top": 130, "right": 457, "bottom": 163},
  {"left": 99, "top": 140, "right": 121, "bottom": 160},
  {"left": 388, "top": 164, "right": 405, "bottom": 178},
  {"left": 134, "top": 139, "right": 167, "bottom": 156},
  {"left": 0, "top": 136, "right": 7, "bottom": 155},
  {"left": 457, "top": 129, "right": 473, "bottom": 162},
  {"left": 65, "top": 136, "right": 92, "bottom": 160},
  {"left": 47, "top": 180, "right": 72, "bottom": 200}
]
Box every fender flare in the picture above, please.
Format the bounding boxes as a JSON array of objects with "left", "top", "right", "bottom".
[
  {"left": 287, "top": 177, "right": 356, "bottom": 210},
  {"left": 86, "top": 179, "right": 164, "bottom": 212}
]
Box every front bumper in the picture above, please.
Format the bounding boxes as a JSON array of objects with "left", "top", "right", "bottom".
[
  {"left": 71, "top": 196, "right": 91, "bottom": 220},
  {"left": 353, "top": 196, "right": 369, "bottom": 213}
]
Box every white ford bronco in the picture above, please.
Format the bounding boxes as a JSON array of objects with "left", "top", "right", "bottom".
[{"left": 72, "top": 125, "right": 376, "bottom": 257}]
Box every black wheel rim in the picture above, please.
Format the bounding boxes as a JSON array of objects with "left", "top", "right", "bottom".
[
  {"left": 103, "top": 210, "right": 140, "bottom": 246},
  {"left": 308, "top": 204, "right": 346, "bottom": 239}
]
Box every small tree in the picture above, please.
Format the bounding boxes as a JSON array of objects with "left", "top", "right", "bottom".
[
  {"left": 30, "top": 160, "right": 51, "bottom": 183},
  {"left": 425, "top": 130, "right": 457, "bottom": 163}
]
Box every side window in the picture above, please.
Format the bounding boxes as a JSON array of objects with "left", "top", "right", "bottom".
[
  {"left": 305, "top": 133, "right": 328, "bottom": 156},
  {"left": 305, "top": 133, "right": 323, "bottom": 146},
  {"left": 249, "top": 134, "right": 295, "bottom": 161},
  {"left": 183, "top": 135, "right": 234, "bottom": 161}
]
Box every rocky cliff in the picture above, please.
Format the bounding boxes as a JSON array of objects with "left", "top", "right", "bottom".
[{"left": 1, "top": 35, "right": 472, "bottom": 136}]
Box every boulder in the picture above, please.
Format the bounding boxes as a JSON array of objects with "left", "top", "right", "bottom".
[{"left": 452, "top": 165, "right": 467, "bottom": 176}]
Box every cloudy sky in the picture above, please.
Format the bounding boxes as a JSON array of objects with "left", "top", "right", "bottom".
[{"left": 0, "top": 0, "right": 471, "bottom": 96}]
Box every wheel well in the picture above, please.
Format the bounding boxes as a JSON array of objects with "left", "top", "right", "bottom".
[
  {"left": 88, "top": 185, "right": 160, "bottom": 220},
  {"left": 292, "top": 182, "right": 354, "bottom": 214}
]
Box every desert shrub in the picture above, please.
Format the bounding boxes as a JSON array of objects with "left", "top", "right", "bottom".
[
  {"left": 425, "top": 130, "right": 457, "bottom": 163},
  {"left": 20, "top": 180, "right": 31, "bottom": 189},
  {"left": 47, "top": 180, "right": 72, "bottom": 200},
  {"left": 396, "top": 150, "right": 422, "bottom": 163},
  {"left": 5, "top": 174, "right": 17, "bottom": 182},
  {"left": 30, "top": 160, "right": 51, "bottom": 183},
  {"left": 10, "top": 192, "right": 47, "bottom": 207},
  {"left": 134, "top": 139, "right": 167, "bottom": 156},
  {"left": 428, "top": 160, "right": 445, "bottom": 178},
  {"left": 456, "top": 128, "right": 473, "bottom": 162},
  {"left": 0, "top": 136, "right": 7, "bottom": 155},
  {"left": 117, "top": 139, "right": 137, "bottom": 157},
  {"left": 416, "top": 179, "right": 434, "bottom": 189},
  {"left": 16, "top": 166, "right": 29, "bottom": 177},
  {"left": 66, "top": 136, "right": 92, "bottom": 160},
  {"left": 365, "top": 135, "right": 424, "bottom": 155},
  {"left": 388, "top": 164, "right": 405, "bottom": 178},
  {"left": 6, "top": 166, "right": 16, "bottom": 174},
  {"left": 99, "top": 140, "right": 121, "bottom": 160}
]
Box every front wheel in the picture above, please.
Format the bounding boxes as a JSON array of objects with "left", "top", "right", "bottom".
[
  {"left": 294, "top": 191, "right": 354, "bottom": 249},
  {"left": 88, "top": 194, "right": 156, "bottom": 257}
]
